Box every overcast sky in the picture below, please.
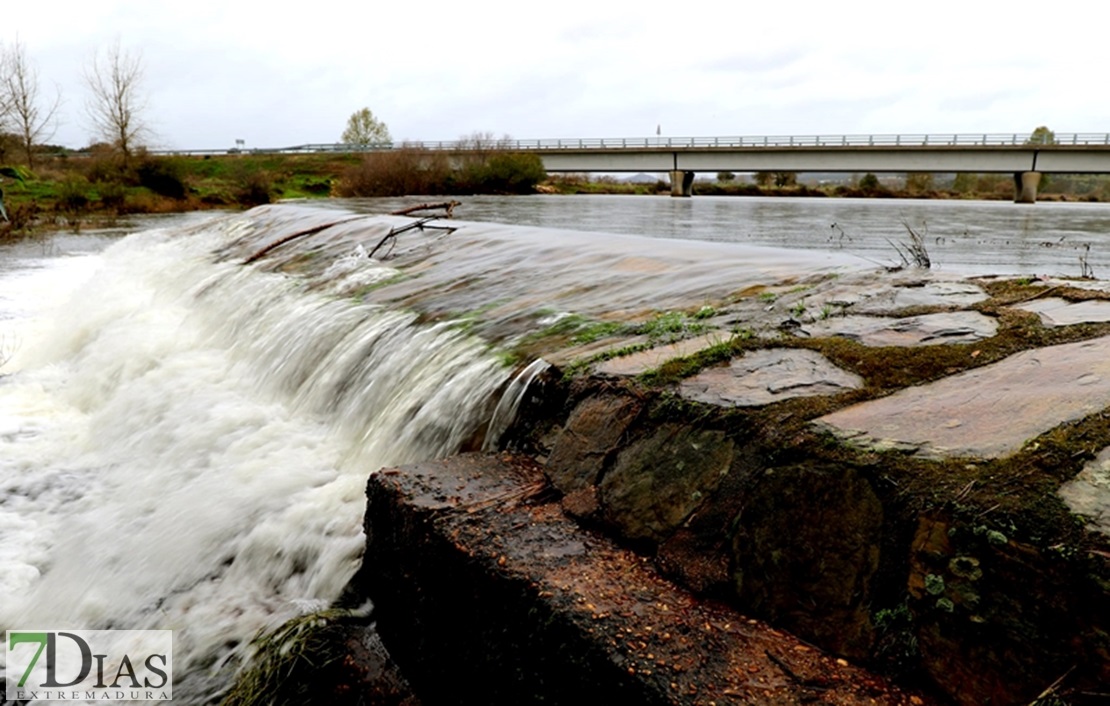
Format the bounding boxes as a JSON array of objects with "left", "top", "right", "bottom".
[{"left": 4, "top": 1, "right": 1107, "bottom": 151}]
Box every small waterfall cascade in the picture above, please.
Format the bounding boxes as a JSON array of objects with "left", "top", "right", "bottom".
[{"left": 0, "top": 209, "right": 527, "bottom": 698}]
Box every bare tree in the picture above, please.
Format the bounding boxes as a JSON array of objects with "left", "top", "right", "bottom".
[
  {"left": 0, "top": 47, "right": 11, "bottom": 126},
  {"left": 83, "top": 40, "right": 148, "bottom": 163},
  {"left": 1, "top": 38, "right": 60, "bottom": 168}
]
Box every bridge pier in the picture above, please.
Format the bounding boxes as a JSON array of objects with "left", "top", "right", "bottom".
[
  {"left": 670, "top": 170, "right": 695, "bottom": 197},
  {"left": 1013, "top": 171, "right": 1042, "bottom": 203}
]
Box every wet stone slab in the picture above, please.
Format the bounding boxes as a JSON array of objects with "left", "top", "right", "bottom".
[
  {"left": 800, "top": 311, "right": 997, "bottom": 347},
  {"left": 544, "top": 335, "right": 649, "bottom": 368},
  {"left": 807, "top": 275, "right": 989, "bottom": 315},
  {"left": 679, "top": 349, "right": 863, "bottom": 407},
  {"left": 594, "top": 332, "right": 729, "bottom": 377},
  {"left": 1015, "top": 297, "right": 1110, "bottom": 327},
  {"left": 816, "top": 335, "right": 1110, "bottom": 459},
  {"left": 1059, "top": 446, "right": 1110, "bottom": 537}
]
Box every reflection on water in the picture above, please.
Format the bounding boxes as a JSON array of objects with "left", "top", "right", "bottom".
[{"left": 336, "top": 194, "right": 1110, "bottom": 277}]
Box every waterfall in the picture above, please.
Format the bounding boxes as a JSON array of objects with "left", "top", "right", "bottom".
[{"left": 0, "top": 212, "right": 513, "bottom": 699}]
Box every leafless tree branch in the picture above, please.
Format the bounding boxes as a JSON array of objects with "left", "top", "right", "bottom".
[
  {"left": 83, "top": 39, "right": 149, "bottom": 163},
  {"left": 1, "top": 38, "right": 61, "bottom": 168}
]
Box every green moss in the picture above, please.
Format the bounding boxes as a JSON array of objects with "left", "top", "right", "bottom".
[
  {"left": 636, "top": 337, "right": 741, "bottom": 387},
  {"left": 221, "top": 607, "right": 372, "bottom": 706},
  {"left": 987, "top": 530, "right": 1009, "bottom": 547},
  {"left": 351, "top": 272, "right": 407, "bottom": 299},
  {"left": 924, "top": 573, "right": 946, "bottom": 596}
]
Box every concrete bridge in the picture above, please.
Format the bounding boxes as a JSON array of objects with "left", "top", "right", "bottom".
[{"left": 515, "top": 132, "right": 1110, "bottom": 202}]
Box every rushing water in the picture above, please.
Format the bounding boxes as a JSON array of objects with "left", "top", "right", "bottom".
[
  {"left": 0, "top": 214, "right": 509, "bottom": 701},
  {"left": 339, "top": 194, "right": 1110, "bottom": 278},
  {"left": 2, "top": 194, "right": 1109, "bottom": 701}
]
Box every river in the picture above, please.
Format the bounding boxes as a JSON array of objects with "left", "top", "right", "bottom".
[
  {"left": 1, "top": 194, "right": 1108, "bottom": 701},
  {"left": 338, "top": 194, "right": 1110, "bottom": 278}
]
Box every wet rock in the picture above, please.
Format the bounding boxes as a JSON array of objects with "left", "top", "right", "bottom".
[
  {"left": 1016, "top": 296, "right": 1110, "bottom": 326},
  {"left": 732, "top": 465, "right": 883, "bottom": 658},
  {"left": 807, "top": 275, "right": 989, "bottom": 315},
  {"left": 545, "top": 394, "right": 642, "bottom": 494},
  {"left": 906, "top": 513, "right": 1110, "bottom": 706},
  {"left": 800, "top": 311, "right": 997, "bottom": 347},
  {"left": 352, "top": 453, "right": 928, "bottom": 705},
  {"left": 655, "top": 446, "right": 766, "bottom": 597},
  {"left": 544, "top": 334, "right": 649, "bottom": 367},
  {"left": 594, "top": 332, "right": 729, "bottom": 377},
  {"left": 328, "top": 626, "right": 423, "bottom": 706},
  {"left": 559, "top": 485, "right": 600, "bottom": 519},
  {"left": 1059, "top": 445, "right": 1110, "bottom": 536},
  {"left": 598, "top": 425, "right": 734, "bottom": 543},
  {"left": 816, "top": 334, "right": 1110, "bottom": 459},
  {"left": 679, "top": 348, "right": 863, "bottom": 407},
  {"left": 222, "top": 617, "right": 421, "bottom": 706}
]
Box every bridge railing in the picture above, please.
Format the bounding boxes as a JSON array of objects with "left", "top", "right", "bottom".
[{"left": 117, "top": 133, "right": 1110, "bottom": 157}]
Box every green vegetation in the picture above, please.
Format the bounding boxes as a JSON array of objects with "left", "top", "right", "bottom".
[
  {"left": 221, "top": 608, "right": 376, "bottom": 706},
  {"left": 340, "top": 107, "right": 391, "bottom": 147},
  {"left": 0, "top": 150, "right": 359, "bottom": 236},
  {"left": 336, "top": 141, "right": 547, "bottom": 198},
  {"left": 0, "top": 165, "right": 28, "bottom": 221}
]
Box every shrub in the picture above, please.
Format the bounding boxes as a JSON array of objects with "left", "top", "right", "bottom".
[
  {"left": 57, "top": 173, "right": 91, "bottom": 213},
  {"left": 3, "top": 199, "right": 40, "bottom": 232},
  {"left": 98, "top": 181, "right": 127, "bottom": 212},
  {"left": 234, "top": 170, "right": 275, "bottom": 206},
  {"left": 83, "top": 151, "right": 127, "bottom": 184},
  {"left": 336, "top": 147, "right": 450, "bottom": 197},
  {"left": 859, "top": 173, "right": 881, "bottom": 192},
  {"left": 135, "top": 156, "right": 188, "bottom": 199},
  {"left": 481, "top": 152, "right": 546, "bottom": 194}
]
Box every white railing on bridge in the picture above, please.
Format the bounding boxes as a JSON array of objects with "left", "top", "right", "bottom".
[{"left": 123, "top": 132, "right": 1110, "bottom": 157}]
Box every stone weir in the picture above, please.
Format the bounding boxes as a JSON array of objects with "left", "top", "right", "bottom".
[{"left": 221, "top": 205, "right": 1108, "bottom": 706}]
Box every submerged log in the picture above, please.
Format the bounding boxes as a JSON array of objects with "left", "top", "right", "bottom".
[{"left": 389, "top": 200, "right": 461, "bottom": 218}]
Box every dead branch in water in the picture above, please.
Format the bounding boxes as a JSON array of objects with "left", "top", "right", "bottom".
[
  {"left": 243, "top": 217, "right": 366, "bottom": 265},
  {"left": 389, "top": 200, "right": 461, "bottom": 218},
  {"left": 368, "top": 216, "right": 458, "bottom": 260}
]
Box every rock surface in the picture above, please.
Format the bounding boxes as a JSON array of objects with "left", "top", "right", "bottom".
[
  {"left": 679, "top": 348, "right": 863, "bottom": 407},
  {"left": 1017, "top": 296, "right": 1110, "bottom": 326},
  {"left": 816, "top": 335, "right": 1110, "bottom": 459},
  {"left": 799, "top": 311, "right": 997, "bottom": 347},
  {"left": 546, "top": 394, "right": 643, "bottom": 494},
  {"left": 1060, "top": 446, "right": 1110, "bottom": 537},
  {"left": 732, "top": 464, "right": 884, "bottom": 659},
  {"left": 805, "top": 276, "right": 989, "bottom": 315},
  {"left": 594, "top": 332, "right": 729, "bottom": 377},
  {"left": 352, "top": 453, "right": 930, "bottom": 705},
  {"left": 598, "top": 425, "right": 734, "bottom": 542}
]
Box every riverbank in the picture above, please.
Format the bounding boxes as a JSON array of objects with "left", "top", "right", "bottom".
[
  {"left": 539, "top": 173, "right": 1106, "bottom": 202},
  {"left": 3, "top": 151, "right": 1108, "bottom": 239}
]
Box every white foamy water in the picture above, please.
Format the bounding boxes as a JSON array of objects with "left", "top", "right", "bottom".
[{"left": 0, "top": 215, "right": 509, "bottom": 699}]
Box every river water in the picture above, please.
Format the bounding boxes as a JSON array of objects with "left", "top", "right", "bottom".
[
  {"left": 1, "top": 195, "right": 1108, "bottom": 701},
  {"left": 0, "top": 213, "right": 508, "bottom": 701},
  {"left": 341, "top": 194, "right": 1110, "bottom": 278}
]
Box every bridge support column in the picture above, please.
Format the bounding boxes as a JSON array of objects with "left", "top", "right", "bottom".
[
  {"left": 670, "top": 170, "right": 695, "bottom": 197},
  {"left": 1014, "top": 171, "right": 1041, "bottom": 204}
]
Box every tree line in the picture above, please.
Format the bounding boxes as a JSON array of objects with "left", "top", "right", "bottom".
[{"left": 0, "top": 38, "right": 150, "bottom": 168}]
